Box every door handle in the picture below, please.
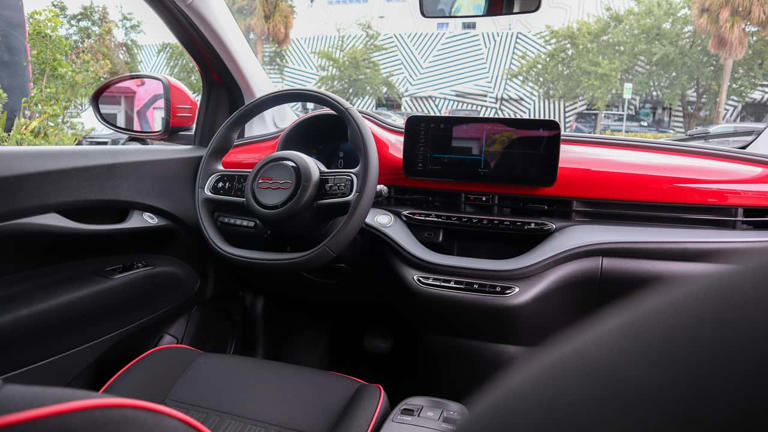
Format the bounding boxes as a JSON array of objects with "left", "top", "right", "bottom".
[{"left": 0, "top": 209, "right": 169, "bottom": 234}]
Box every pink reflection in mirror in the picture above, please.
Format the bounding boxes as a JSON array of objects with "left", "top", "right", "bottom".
[{"left": 98, "top": 78, "right": 165, "bottom": 133}]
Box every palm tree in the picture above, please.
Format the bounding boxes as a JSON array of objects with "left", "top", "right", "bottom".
[
  {"left": 691, "top": 0, "right": 768, "bottom": 123},
  {"left": 226, "top": 0, "right": 295, "bottom": 63}
]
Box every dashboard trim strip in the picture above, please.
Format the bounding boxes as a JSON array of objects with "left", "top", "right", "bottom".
[{"left": 366, "top": 208, "right": 768, "bottom": 273}]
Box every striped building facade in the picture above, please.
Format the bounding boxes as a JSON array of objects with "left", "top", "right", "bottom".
[
  {"left": 267, "top": 30, "right": 590, "bottom": 129},
  {"left": 138, "top": 31, "right": 767, "bottom": 132}
]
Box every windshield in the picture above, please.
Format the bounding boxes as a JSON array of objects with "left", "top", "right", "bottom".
[{"left": 225, "top": 0, "right": 768, "bottom": 152}]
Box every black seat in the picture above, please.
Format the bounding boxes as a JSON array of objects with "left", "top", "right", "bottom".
[{"left": 0, "top": 346, "right": 388, "bottom": 432}]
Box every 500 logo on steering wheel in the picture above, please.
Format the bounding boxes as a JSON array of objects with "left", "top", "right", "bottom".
[{"left": 257, "top": 177, "right": 293, "bottom": 190}]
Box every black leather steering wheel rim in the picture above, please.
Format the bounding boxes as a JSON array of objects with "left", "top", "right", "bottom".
[{"left": 195, "top": 88, "right": 378, "bottom": 269}]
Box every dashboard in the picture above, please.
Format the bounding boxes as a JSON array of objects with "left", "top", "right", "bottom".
[
  {"left": 224, "top": 112, "right": 768, "bottom": 208},
  {"left": 217, "top": 110, "right": 768, "bottom": 351}
]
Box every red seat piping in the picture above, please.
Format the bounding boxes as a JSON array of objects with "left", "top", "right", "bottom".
[
  {"left": 0, "top": 397, "right": 210, "bottom": 431},
  {"left": 99, "top": 344, "right": 201, "bottom": 393},
  {"left": 331, "top": 371, "right": 386, "bottom": 432}
]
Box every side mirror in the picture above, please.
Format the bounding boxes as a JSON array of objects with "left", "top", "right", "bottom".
[
  {"left": 420, "top": 0, "right": 541, "bottom": 18},
  {"left": 90, "top": 73, "right": 198, "bottom": 140}
]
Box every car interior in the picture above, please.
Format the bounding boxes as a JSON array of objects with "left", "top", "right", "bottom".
[{"left": 2, "top": 0, "right": 768, "bottom": 431}]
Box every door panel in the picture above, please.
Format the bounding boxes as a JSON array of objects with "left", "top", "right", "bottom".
[
  {"left": 0, "top": 254, "right": 198, "bottom": 377},
  {"left": 0, "top": 146, "right": 204, "bottom": 227},
  {"left": 0, "top": 146, "right": 204, "bottom": 386}
]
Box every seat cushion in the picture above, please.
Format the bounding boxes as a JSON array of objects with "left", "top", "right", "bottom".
[
  {"left": 0, "top": 382, "right": 208, "bottom": 432},
  {"left": 100, "top": 345, "right": 388, "bottom": 432}
]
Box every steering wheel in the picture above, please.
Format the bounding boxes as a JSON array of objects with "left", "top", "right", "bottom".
[{"left": 195, "top": 88, "right": 378, "bottom": 269}]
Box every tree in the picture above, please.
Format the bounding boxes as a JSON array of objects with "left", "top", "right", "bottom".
[
  {"left": 0, "top": 86, "right": 7, "bottom": 137},
  {"left": 226, "top": 0, "right": 295, "bottom": 63},
  {"left": 512, "top": 0, "right": 768, "bottom": 131},
  {"left": 1, "top": 2, "right": 143, "bottom": 145},
  {"left": 692, "top": 0, "right": 768, "bottom": 123},
  {"left": 3, "top": 7, "right": 92, "bottom": 145},
  {"left": 617, "top": 0, "right": 721, "bottom": 130},
  {"left": 511, "top": 13, "right": 625, "bottom": 132},
  {"left": 315, "top": 23, "right": 400, "bottom": 106},
  {"left": 159, "top": 43, "right": 203, "bottom": 95},
  {"left": 51, "top": 0, "right": 141, "bottom": 92}
]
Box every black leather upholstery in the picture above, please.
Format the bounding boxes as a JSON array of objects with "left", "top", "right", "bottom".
[
  {"left": 0, "top": 347, "right": 388, "bottom": 432},
  {"left": 101, "top": 346, "right": 388, "bottom": 432},
  {"left": 0, "top": 382, "right": 206, "bottom": 432},
  {"left": 459, "top": 259, "right": 768, "bottom": 431}
]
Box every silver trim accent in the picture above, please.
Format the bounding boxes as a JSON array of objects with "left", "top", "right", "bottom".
[
  {"left": 204, "top": 170, "right": 250, "bottom": 202},
  {"left": 366, "top": 209, "right": 768, "bottom": 273},
  {"left": 414, "top": 275, "right": 519, "bottom": 297},
  {"left": 402, "top": 210, "right": 556, "bottom": 232},
  {"left": 374, "top": 213, "right": 394, "bottom": 227},
  {"left": 142, "top": 212, "right": 158, "bottom": 224}
]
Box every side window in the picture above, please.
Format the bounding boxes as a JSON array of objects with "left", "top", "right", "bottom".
[{"left": 0, "top": 0, "right": 201, "bottom": 146}]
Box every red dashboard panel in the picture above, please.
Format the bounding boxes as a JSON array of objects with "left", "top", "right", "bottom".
[{"left": 222, "top": 119, "right": 768, "bottom": 208}]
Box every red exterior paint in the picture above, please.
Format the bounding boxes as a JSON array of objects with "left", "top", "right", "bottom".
[
  {"left": 0, "top": 398, "right": 210, "bottom": 431},
  {"left": 222, "top": 118, "right": 768, "bottom": 207},
  {"left": 167, "top": 77, "right": 198, "bottom": 129}
]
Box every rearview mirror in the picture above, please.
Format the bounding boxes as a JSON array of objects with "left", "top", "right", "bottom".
[
  {"left": 90, "top": 73, "right": 198, "bottom": 140},
  {"left": 420, "top": 0, "right": 541, "bottom": 18}
]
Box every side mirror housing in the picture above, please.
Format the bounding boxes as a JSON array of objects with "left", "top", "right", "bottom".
[{"left": 90, "top": 73, "right": 198, "bottom": 140}]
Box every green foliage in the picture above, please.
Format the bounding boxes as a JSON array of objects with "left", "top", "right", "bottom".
[
  {"left": 601, "top": 131, "right": 678, "bottom": 140},
  {"left": 263, "top": 44, "right": 289, "bottom": 80},
  {"left": 1, "top": 1, "right": 144, "bottom": 146},
  {"left": 2, "top": 7, "right": 90, "bottom": 145},
  {"left": 512, "top": 17, "right": 624, "bottom": 110},
  {"left": 226, "top": 0, "right": 295, "bottom": 62},
  {"left": 511, "top": 0, "right": 768, "bottom": 131},
  {"left": 0, "top": 86, "right": 7, "bottom": 140},
  {"left": 159, "top": 42, "right": 203, "bottom": 95},
  {"left": 315, "top": 23, "right": 400, "bottom": 106}
]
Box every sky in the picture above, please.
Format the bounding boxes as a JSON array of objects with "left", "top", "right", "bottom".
[
  {"left": 23, "top": 0, "right": 177, "bottom": 44},
  {"left": 22, "top": 0, "right": 636, "bottom": 41}
]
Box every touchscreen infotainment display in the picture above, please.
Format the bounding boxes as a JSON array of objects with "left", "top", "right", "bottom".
[{"left": 403, "top": 116, "right": 561, "bottom": 186}]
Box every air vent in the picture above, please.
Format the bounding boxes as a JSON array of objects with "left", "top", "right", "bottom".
[
  {"left": 385, "top": 186, "right": 768, "bottom": 230},
  {"left": 387, "top": 187, "right": 572, "bottom": 219},
  {"left": 497, "top": 196, "right": 573, "bottom": 219},
  {"left": 388, "top": 187, "right": 462, "bottom": 212},
  {"left": 573, "top": 200, "right": 740, "bottom": 229},
  {"left": 742, "top": 208, "right": 768, "bottom": 230}
]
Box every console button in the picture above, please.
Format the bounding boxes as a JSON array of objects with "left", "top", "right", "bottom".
[
  {"left": 400, "top": 406, "right": 420, "bottom": 417},
  {"left": 419, "top": 408, "right": 443, "bottom": 421},
  {"left": 374, "top": 213, "right": 394, "bottom": 227},
  {"left": 465, "top": 193, "right": 493, "bottom": 204}
]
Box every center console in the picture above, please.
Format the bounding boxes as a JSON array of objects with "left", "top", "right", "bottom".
[
  {"left": 385, "top": 115, "right": 564, "bottom": 261},
  {"left": 380, "top": 397, "right": 468, "bottom": 432}
]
